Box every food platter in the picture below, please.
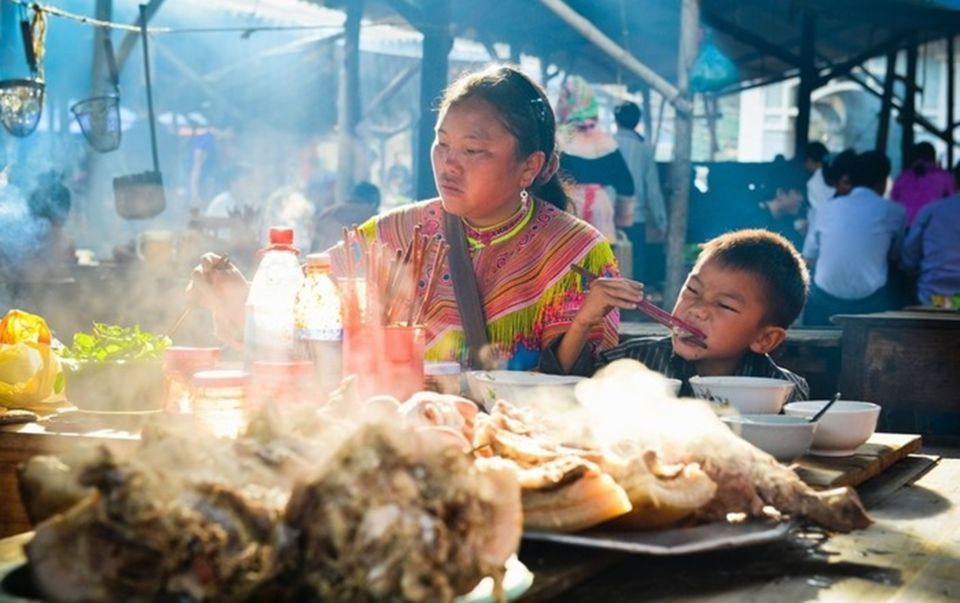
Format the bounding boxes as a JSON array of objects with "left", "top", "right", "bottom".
[
  {"left": 523, "top": 519, "right": 791, "bottom": 555},
  {"left": 0, "top": 557, "right": 535, "bottom": 603}
]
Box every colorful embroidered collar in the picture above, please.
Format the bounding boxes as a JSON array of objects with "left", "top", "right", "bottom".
[{"left": 462, "top": 199, "right": 535, "bottom": 250}]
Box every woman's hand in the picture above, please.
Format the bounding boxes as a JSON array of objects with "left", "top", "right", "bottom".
[
  {"left": 184, "top": 253, "right": 249, "bottom": 346},
  {"left": 573, "top": 277, "right": 645, "bottom": 328}
]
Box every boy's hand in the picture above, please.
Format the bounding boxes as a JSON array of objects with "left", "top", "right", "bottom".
[{"left": 574, "top": 278, "right": 645, "bottom": 328}]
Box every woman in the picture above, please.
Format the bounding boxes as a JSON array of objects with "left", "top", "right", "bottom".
[
  {"left": 555, "top": 75, "right": 635, "bottom": 241},
  {"left": 891, "top": 142, "right": 954, "bottom": 226},
  {"left": 188, "top": 65, "right": 619, "bottom": 370}
]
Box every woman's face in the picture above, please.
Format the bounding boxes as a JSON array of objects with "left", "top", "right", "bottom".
[{"left": 432, "top": 97, "right": 544, "bottom": 226}]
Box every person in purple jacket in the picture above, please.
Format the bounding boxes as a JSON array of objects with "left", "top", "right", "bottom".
[
  {"left": 901, "top": 162, "right": 960, "bottom": 306},
  {"left": 891, "top": 142, "right": 955, "bottom": 226}
]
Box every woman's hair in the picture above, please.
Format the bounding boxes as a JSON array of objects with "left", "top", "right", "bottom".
[{"left": 439, "top": 64, "right": 570, "bottom": 210}]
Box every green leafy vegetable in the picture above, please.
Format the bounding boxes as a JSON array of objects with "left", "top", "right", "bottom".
[{"left": 61, "top": 323, "right": 170, "bottom": 362}]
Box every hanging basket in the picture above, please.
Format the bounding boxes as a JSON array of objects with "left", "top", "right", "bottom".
[
  {"left": 71, "top": 95, "right": 122, "bottom": 153},
  {"left": 0, "top": 78, "right": 44, "bottom": 138}
]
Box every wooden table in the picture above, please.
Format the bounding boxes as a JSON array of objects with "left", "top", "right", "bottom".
[
  {"left": 832, "top": 311, "right": 960, "bottom": 444},
  {"left": 0, "top": 450, "right": 951, "bottom": 601},
  {"left": 620, "top": 323, "right": 843, "bottom": 400}
]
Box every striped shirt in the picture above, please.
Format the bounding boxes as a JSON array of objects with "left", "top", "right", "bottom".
[
  {"left": 541, "top": 336, "right": 809, "bottom": 403},
  {"left": 600, "top": 336, "right": 809, "bottom": 402}
]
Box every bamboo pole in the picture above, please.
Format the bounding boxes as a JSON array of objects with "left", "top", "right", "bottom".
[
  {"left": 538, "top": 0, "right": 692, "bottom": 115},
  {"left": 664, "top": 0, "right": 699, "bottom": 309}
]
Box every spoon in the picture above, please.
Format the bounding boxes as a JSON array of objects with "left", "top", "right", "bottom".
[{"left": 809, "top": 392, "right": 841, "bottom": 423}]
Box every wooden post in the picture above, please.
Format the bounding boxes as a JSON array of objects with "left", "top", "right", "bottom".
[
  {"left": 947, "top": 35, "right": 956, "bottom": 168},
  {"left": 876, "top": 49, "right": 898, "bottom": 154},
  {"left": 336, "top": 0, "right": 364, "bottom": 205},
  {"left": 793, "top": 11, "right": 816, "bottom": 160},
  {"left": 413, "top": 0, "right": 452, "bottom": 200},
  {"left": 664, "top": 0, "right": 699, "bottom": 308},
  {"left": 902, "top": 36, "right": 919, "bottom": 169}
]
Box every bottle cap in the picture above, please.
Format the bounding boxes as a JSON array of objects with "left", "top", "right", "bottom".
[
  {"left": 304, "top": 253, "right": 332, "bottom": 270},
  {"left": 269, "top": 227, "right": 294, "bottom": 245}
]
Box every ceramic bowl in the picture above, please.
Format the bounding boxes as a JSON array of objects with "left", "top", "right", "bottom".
[
  {"left": 721, "top": 414, "right": 817, "bottom": 461},
  {"left": 783, "top": 400, "right": 881, "bottom": 456},
  {"left": 666, "top": 378, "right": 682, "bottom": 396},
  {"left": 689, "top": 376, "right": 795, "bottom": 414},
  {"left": 464, "top": 370, "right": 584, "bottom": 411}
]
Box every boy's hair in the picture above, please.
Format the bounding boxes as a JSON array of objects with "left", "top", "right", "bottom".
[{"left": 696, "top": 229, "right": 809, "bottom": 328}]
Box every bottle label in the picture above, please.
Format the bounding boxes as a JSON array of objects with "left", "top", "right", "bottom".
[{"left": 297, "top": 327, "right": 343, "bottom": 342}]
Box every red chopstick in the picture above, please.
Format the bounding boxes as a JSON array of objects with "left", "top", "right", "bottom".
[{"left": 570, "top": 264, "right": 708, "bottom": 347}]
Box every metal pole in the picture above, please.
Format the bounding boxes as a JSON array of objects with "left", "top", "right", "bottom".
[
  {"left": 139, "top": 3, "right": 160, "bottom": 173},
  {"left": 336, "top": 0, "right": 363, "bottom": 205},
  {"left": 902, "top": 36, "right": 919, "bottom": 169},
  {"left": 876, "top": 49, "right": 898, "bottom": 153},
  {"left": 947, "top": 35, "right": 955, "bottom": 168},
  {"left": 664, "top": 0, "right": 699, "bottom": 308},
  {"left": 793, "top": 11, "right": 816, "bottom": 160},
  {"left": 414, "top": 0, "right": 451, "bottom": 200}
]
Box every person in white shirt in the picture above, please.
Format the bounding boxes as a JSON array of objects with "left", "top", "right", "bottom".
[
  {"left": 204, "top": 164, "right": 255, "bottom": 219},
  {"left": 801, "top": 142, "right": 834, "bottom": 248},
  {"left": 614, "top": 101, "right": 667, "bottom": 283},
  {"left": 802, "top": 151, "right": 906, "bottom": 325}
]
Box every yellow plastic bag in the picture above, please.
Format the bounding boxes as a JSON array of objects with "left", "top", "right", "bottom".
[{"left": 0, "top": 309, "right": 64, "bottom": 407}]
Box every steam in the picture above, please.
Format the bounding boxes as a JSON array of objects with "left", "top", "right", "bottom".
[{"left": 572, "top": 359, "right": 732, "bottom": 457}]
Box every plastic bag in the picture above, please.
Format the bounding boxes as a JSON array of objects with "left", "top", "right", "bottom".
[
  {"left": 0, "top": 309, "right": 64, "bottom": 407},
  {"left": 690, "top": 40, "right": 738, "bottom": 93}
]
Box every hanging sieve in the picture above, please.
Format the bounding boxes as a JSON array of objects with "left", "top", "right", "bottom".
[{"left": 71, "top": 35, "right": 122, "bottom": 153}]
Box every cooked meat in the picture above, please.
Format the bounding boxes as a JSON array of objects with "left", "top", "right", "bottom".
[
  {"left": 518, "top": 456, "right": 632, "bottom": 532},
  {"left": 578, "top": 360, "right": 872, "bottom": 532},
  {"left": 283, "top": 423, "right": 520, "bottom": 603},
  {"left": 26, "top": 446, "right": 280, "bottom": 603}
]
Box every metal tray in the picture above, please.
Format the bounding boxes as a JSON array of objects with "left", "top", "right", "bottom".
[{"left": 524, "top": 519, "right": 791, "bottom": 555}]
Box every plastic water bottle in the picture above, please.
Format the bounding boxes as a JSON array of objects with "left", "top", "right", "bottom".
[
  {"left": 293, "top": 253, "right": 343, "bottom": 396},
  {"left": 244, "top": 227, "right": 304, "bottom": 363}
]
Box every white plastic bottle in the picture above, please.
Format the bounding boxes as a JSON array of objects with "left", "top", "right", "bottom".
[
  {"left": 244, "top": 227, "right": 304, "bottom": 363},
  {"left": 293, "top": 253, "right": 343, "bottom": 396}
]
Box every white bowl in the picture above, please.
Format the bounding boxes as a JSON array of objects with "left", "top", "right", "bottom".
[
  {"left": 783, "top": 401, "right": 881, "bottom": 457},
  {"left": 688, "top": 376, "right": 795, "bottom": 414},
  {"left": 465, "top": 370, "right": 584, "bottom": 411},
  {"left": 721, "top": 414, "right": 817, "bottom": 461},
  {"left": 666, "top": 378, "right": 682, "bottom": 396}
]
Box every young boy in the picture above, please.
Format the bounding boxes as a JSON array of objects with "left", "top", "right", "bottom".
[{"left": 543, "top": 229, "right": 810, "bottom": 401}]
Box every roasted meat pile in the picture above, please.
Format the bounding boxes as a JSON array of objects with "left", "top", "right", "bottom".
[
  {"left": 283, "top": 424, "right": 519, "bottom": 602},
  {"left": 26, "top": 446, "right": 278, "bottom": 602},
  {"left": 20, "top": 394, "right": 518, "bottom": 603}
]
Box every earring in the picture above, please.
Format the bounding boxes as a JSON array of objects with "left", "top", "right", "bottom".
[{"left": 519, "top": 188, "right": 529, "bottom": 208}]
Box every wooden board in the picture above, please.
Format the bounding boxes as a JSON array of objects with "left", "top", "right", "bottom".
[{"left": 794, "top": 432, "right": 922, "bottom": 489}]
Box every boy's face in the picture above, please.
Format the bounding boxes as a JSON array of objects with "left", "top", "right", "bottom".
[{"left": 671, "top": 259, "right": 786, "bottom": 367}]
